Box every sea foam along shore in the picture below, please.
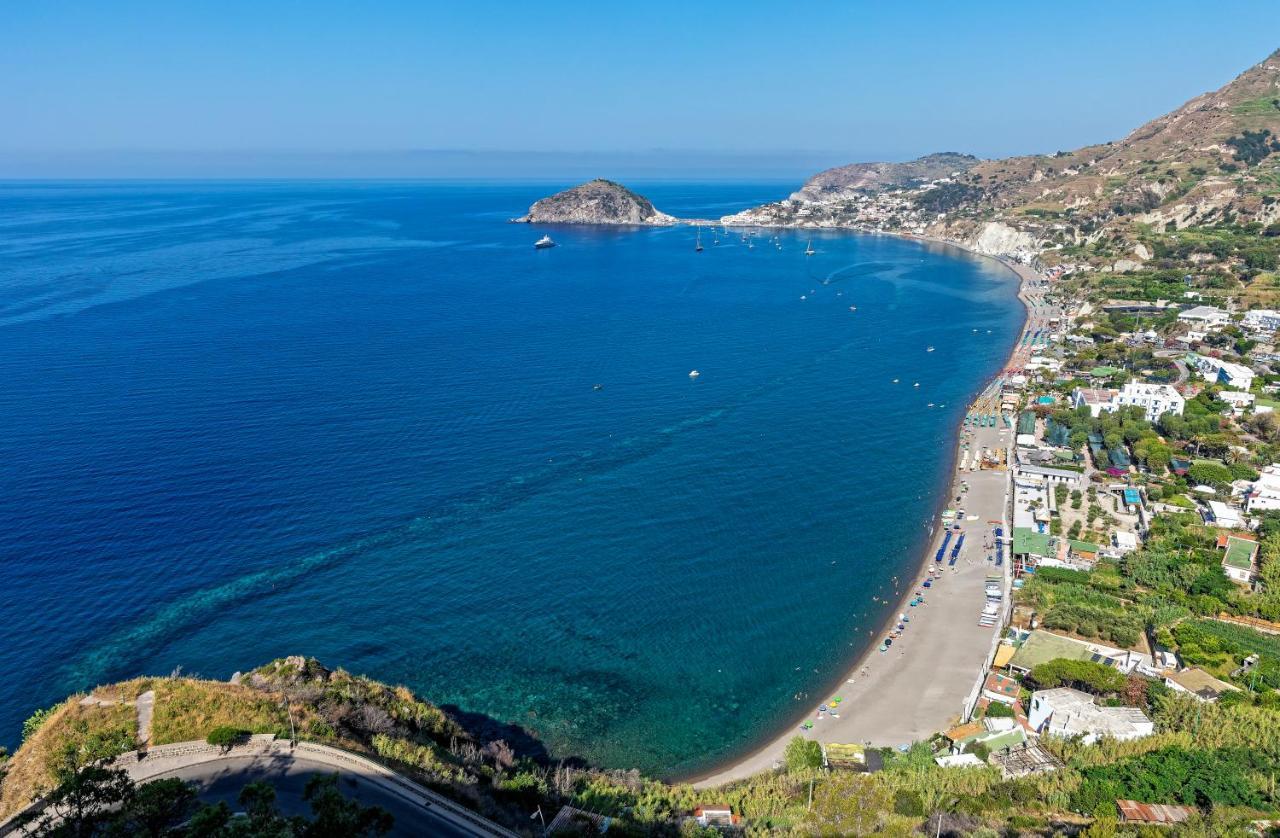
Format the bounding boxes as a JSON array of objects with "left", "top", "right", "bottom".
[{"left": 687, "top": 239, "right": 1040, "bottom": 788}]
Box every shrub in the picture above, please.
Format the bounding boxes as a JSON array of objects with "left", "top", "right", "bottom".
[
  {"left": 784, "top": 736, "right": 823, "bottom": 772},
  {"left": 983, "top": 701, "right": 1015, "bottom": 719},
  {"left": 1027, "top": 658, "right": 1127, "bottom": 694},
  {"left": 22, "top": 707, "right": 56, "bottom": 743},
  {"left": 205, "top": 726, "right": 249, "bottom": 749}
]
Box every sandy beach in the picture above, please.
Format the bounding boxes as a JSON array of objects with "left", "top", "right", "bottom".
[{"left": 690, "top": 254, "right": 1041, "bottom": 788}]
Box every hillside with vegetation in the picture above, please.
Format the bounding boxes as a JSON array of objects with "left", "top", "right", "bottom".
[
  {"left": 7, "top": 649, "right": 1280, "bottom": 835},
  {"left": 723, "top": 48, "right": 1280, "bottom": 271}
]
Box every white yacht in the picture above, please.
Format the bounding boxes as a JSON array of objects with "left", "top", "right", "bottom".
[
  {"left": 688, "top": 370, "right": 701, "bottom": 379},
  {"left": 534, "top": 235, "right": 556, "bottom": 249}
]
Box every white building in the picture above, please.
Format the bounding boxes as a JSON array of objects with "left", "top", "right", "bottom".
[
  {"left": 1245, "top": 464, "right": 1280, "bottom": 513},
  {"left": 1113, "top": 382, "right": 1186, "bottom": 422},
  {"left": 1025, "top": 356, "right": 1062, "bottom": 373},
  {"left": 1204, "top": 500, "right": 1245, "bottom": 529},
  {"left": 1072, "top": 387, "right": 1119, "bottom": 418},
  {"left": 1216, "top": 361, "right": 1255, "bottom": 392},
  {"left": 1178, "top": 305, "right": 1231, "bottom": 328},
  {"left": 1071, "top": 383, "right": 1184, "bottom": 422},
  {"left": 1112, "top": 531, "right": 1139, "bottom": 553},
  {"left": 1219, "top": 390, "right": 1256, "bottom": 415},
  {"left": 1028, "top": 688, "right": 1154, "bottom": 743},
  {"left": 1243, "top": 309, "right": 1280, "bottom": 333}
]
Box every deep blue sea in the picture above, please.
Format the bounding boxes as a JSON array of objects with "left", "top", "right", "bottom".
[{"left": 0, "top": 181, "right": 1021, "bottom": 777}]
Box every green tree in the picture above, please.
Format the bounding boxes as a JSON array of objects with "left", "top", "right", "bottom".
[{"left": 784, "top": 736, "right": 823, "bottom": 772}]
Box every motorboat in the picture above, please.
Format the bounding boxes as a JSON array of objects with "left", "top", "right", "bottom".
[{"left": 534, "top": 235, "right": 556, "bottom": 249}]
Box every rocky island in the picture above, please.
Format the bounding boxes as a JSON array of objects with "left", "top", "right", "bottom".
[{"left": 514, "top": 177, "right": 676, "bottom": 225}]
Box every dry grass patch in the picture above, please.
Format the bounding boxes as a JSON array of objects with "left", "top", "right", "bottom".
[
  {"left": 0, "top": 686, "right": 142, "bottom": 821},
  {"left": 148, "top": 678, "right": 294, "bottom": 745}
]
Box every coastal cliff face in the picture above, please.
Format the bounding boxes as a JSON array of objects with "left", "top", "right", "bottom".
[{"left": 515, "top": 178, "right": 676, "bottom": 225}]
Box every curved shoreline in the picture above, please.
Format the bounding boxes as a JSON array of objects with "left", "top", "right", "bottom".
[{"left": 680, "top": 233, "right": 1036, "bottom": 787}]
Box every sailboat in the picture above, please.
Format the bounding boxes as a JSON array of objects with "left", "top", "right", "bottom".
[
  {"left": 695, "top": 226, "right": 703, "bottom": 252},
  {"left": 805, "top": 239, "right": 816, "bottom": 256}
]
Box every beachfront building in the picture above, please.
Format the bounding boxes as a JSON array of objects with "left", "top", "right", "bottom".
[
  {"left": 1164, "top": 667, "right": 1239, "bottom": 702},
  {"left": 1015, "top": 464, "right": 1083, "bottom": 488},
  {"left": 1177, "top": 305, "right": 1231, "bottom": 329},
  {"left": 1028, "top": 688, "right": 1154, "bottom": 743},
  {"left": 1218, "top": 533, "right": 1259, "bottom": 584},
  {"left": 1244, "top": 464, "right": 1280, "bottom": 513},
  {"left": 982, "top": 672, "right": 1020, "bottom": 706},
  {"left": 1007, "top": 631, "right": 1153, "bottom": 676}
]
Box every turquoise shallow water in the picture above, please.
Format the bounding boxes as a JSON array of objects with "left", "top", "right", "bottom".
[{"left": 0, "top": 181, "right": 1021, "bottom": 777}]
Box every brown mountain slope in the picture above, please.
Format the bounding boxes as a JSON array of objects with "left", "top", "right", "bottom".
[{"left": 724, "top": 48, "right": 1280, "bottom": 261}]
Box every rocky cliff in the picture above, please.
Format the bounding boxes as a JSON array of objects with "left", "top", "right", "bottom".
[{"left": 515, "top": 178, "right": 676, "bottom": 225}]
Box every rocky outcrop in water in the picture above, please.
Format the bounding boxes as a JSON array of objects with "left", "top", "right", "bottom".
[{"left": 515, "top": 178, "right": 676, "bottom": 225}]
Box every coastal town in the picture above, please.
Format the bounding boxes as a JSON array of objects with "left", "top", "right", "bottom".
[{"left": 5, "top": 35, "right": 1280, "bottom": 838}]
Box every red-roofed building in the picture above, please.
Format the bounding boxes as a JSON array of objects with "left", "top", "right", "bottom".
[{"left": 1116, "top": 799, "right": 1195, "bottom": 825}]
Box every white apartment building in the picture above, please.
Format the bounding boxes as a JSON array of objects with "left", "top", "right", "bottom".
[
  {"left": 1112, "top": 382, "right": 1186, "bottom": 422},
  {"left": 1243, "top": 309, "right": 1280, "bottom": 333},
  {"left": 1187, "top": 353, "right": 1256, "bottom": 392},
  {"left": 1246, "top": 464, "right": 1280, "bottom": 514}
]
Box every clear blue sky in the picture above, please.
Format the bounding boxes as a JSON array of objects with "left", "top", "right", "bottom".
[{"left": 1, "top": 1, "right": 1277, "bottom": 177}]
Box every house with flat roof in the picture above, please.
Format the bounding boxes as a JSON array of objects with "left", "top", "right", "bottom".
[
  {"left": 1071, "top": 383, "right": 1185, "bottom": 423},
  {"left": 1219, "top": 390, "right": 1256, "bottom": 415},
  {"left": 1165, "top": 667, "right": 1239, "bottom": 702},
  {"left": 1007, "top": 631, "right": 1151, "bottom": 675},
  {"left": 1218, "top": 533, "right": 1259, "bottom": 584},
  {"left": 1028, "top": 688, "right": 1154, "bottom": 743},
  {"left": 1177, "top": 305, "right": 1230, "bottom": 328},
  {"left": 982, "top": 672, "right": 1020, "bottom": 705}
]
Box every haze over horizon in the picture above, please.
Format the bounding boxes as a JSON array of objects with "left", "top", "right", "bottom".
[{"left": 2, "top": 1, "right": 1277, "bottom": 179}]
